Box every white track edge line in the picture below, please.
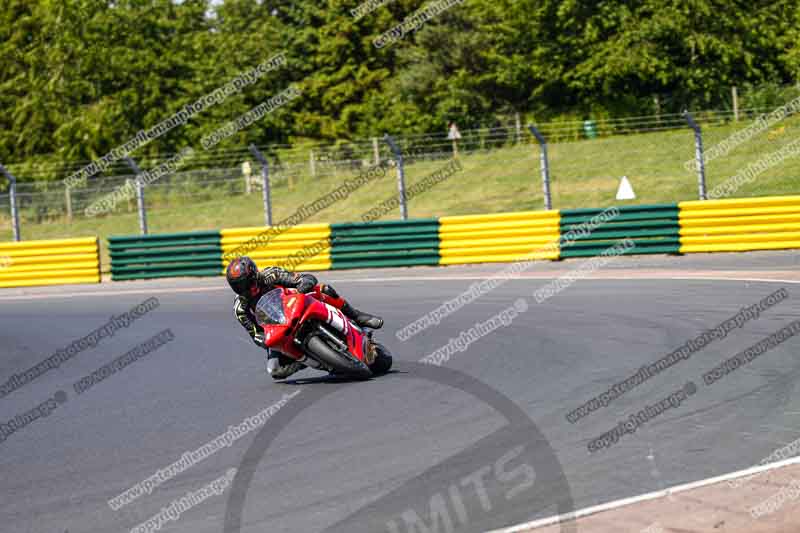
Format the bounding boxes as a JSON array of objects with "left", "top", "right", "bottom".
[
  {"left": 0, "top": 275, "right": 797, "bottom": 301},
  {"left": 346, "top": 275, "right": 800, "bottom": 284},
  {"left": 488, "top": 455, "right": 800, "bottom": 532},
  {"left": 0, "top": 285, "right": 226, "bottom": 301}
]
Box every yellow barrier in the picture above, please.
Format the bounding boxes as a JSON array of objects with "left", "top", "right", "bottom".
[
  {"left": 0, "top": 237, "right": 101, "bottom": 288},
  {"left": 679, "top": 195, "right": 800, "bottom": 253},
  {"left": 439, "top": 211, "right": 560, "bottom": 265},
  {"left": 220, "top": 224, "right": 332, "bottom": 272}
]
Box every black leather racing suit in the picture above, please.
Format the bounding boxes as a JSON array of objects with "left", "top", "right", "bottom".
[{"left": 233, "top": 267, "right": 318, "bottom": 379}]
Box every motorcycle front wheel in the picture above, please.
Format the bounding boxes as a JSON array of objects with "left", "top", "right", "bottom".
[{"left": 305, "top": 335, "right": 372, "bottom": 380}]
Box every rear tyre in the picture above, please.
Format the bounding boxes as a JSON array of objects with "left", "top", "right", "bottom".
[
  {"left": 369, "top": 342, "right": 393, "bottom": 375},
  {"left": 306, "top": 335, "right": 372, "bottom": 380}
]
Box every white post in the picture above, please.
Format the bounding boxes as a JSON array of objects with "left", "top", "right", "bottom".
[
  {"left": 448, "top": 123, "right": 462, "bottom": 158},
  {"left": 242, "top": 161, "right": 252, "bottom": 195},
  {"left": 65, "top": 186, "right": 73, "bottom": 220},
  {"left": 124, "top": 157, "right": 148, "bottom": 235}
]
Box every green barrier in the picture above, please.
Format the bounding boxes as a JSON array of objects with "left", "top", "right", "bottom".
[
  {"left": 108, "top": 230, "right": 223, "bottom": 281},
  {"left": 559, "top": 204, "right": 681, "bottom": 258},
  {"left": 330, "top": 219, "right": 440, "bottom": 270},
  {"left": 102, "top": 205, "right": 688, "bottom": 280},
  {"left": 560, "top": 205, "right": 678, "bottom": 226}
]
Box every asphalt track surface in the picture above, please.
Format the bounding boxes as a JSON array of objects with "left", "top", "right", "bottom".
[{"left": 2, "top": 251, "right": 800, "bottom": 533}]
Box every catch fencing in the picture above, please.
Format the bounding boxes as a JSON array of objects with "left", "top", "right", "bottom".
[{"left": 2, "top": 90, "right": 799, "bottom": 242}]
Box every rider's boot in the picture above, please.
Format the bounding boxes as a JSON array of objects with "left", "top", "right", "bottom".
[
  {"left": 319, "top": 284, "right": 383, "bottom": 329},
  {"left": 341, "top": 302, "right": 384, "bottom": 329},
  {"left": 267, "top": 354, "right": 305, "bottom": 380}
]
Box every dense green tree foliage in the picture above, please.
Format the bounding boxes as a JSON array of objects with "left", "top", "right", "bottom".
[{"left": 0, "top": 0, "right": 797, "bottom": 175}]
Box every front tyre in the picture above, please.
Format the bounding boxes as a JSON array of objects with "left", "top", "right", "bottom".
[{"left": 306, "top": 335, "right": 372, "bottom": 380}]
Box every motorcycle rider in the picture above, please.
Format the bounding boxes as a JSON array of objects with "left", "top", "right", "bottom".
[{"left": 226, "top": 256, "right": 383, "bottom": 379}]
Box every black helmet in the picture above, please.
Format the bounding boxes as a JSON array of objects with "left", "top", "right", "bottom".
[{"left": 226, "top": 256, "right": 259, "bottom": 298}]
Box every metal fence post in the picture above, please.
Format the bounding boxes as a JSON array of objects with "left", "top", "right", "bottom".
[
  {"left": 383, "top": 134, "right": 408, "bottom": 220},
  {"left": 0, "top": 163, "right": 21, "bottom": 241},
  {"left": 527, "top": 125, "right": 553, "bottom": 210},
  {"left": 249, "top": 144, "right": 273, "bottom": 226},
  {"left": 683, "top": 112, "right": 708, "bottom": 200},
  {"left": 124, "top": 157, "right": 149, "bottom": 235}
]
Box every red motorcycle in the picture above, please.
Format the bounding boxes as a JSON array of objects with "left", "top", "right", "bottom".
[{"left": 253, "top": 286, "right": 393, "bottom": 379}]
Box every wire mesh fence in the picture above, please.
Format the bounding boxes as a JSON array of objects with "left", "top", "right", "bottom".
[{"left": 1, "top": 95, "right": 799, "bottom": 243}]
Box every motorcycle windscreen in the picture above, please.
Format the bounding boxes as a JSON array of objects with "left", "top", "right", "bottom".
[{"left": 254, "top": 289, "right": 288, "bottom": 326}]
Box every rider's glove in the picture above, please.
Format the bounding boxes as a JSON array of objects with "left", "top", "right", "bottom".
[
  {"left": 253, "top": 331, "right": 267, "bottom": 348},
  {"left": 295, "top": 276, "right": 316, "bottom": 294}
]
